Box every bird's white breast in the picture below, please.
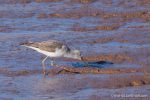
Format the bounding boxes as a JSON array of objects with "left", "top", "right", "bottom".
[{"left": 24, "top": 46, "right": 64, "bottom": 57}]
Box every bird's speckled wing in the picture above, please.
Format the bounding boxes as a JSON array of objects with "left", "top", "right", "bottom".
[{"left": 37, "top": 40, "right": 64, "bottom": 52}]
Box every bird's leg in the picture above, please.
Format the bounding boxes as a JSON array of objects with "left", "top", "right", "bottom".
[
  {"left": 50, "top": 58, "right": 58, "bottom": 66},
  {"left": 50, "top": 59, "right": 55, "bottom": 66},
  {"left": 42, "top": 56, "right": 49, "bottom": 76},
  {"left": 51, "top": 61, "right": 54, "bottom": 66}
]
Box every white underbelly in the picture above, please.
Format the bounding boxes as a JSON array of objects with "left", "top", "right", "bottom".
[
  {"left": 38, "top": 49, "right": 62, "bottom": 57},
  {"left": 25, "top": 46, "right": 64, "bottom": 57}
]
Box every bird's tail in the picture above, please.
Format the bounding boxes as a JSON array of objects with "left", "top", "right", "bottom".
[
  {"left": 20, "top": 41, "right": 33, "bottom": 46},
  {"left": 20, "top": 42, "right": 35, "bottom": 49}
]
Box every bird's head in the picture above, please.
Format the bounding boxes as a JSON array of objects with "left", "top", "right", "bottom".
[{"left": 71, "top": 50, "right": 83, "bottom": 60}]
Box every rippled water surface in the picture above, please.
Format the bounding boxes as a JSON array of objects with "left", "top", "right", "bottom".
[{"left": 0, "top": 0, "right": 150, "bottom": 99}]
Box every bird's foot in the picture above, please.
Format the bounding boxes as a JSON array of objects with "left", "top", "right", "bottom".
[
  {"left": 50, "top": 61, "right": 56, "bottom": 66},
  {"left": 50, "top": 63, "right": 54, "bottom": 66},
  {"left": 51, "top": 63, "right": 57, "bottom": 67}
]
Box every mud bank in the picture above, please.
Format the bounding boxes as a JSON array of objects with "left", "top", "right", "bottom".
[{"left": 0, "top": 0, "right": 150, "bottom": 99}]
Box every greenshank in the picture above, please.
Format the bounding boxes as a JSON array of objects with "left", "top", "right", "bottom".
[{"left": 21, "top": 40, "right": 83, "bottom": 75}]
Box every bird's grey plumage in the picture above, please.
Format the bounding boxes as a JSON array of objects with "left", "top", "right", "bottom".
[
  {"left": 22, "top": 40, "right": 71, "bottom": 53},
  {"left": 20, "top": 39, "right": 83, "bottom": 76}
]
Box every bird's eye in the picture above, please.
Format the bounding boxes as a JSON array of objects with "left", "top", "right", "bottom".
[{"left": 35, "top": 46, "right": 39, "bottom": 48}]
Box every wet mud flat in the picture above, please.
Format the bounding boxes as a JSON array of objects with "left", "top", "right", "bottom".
[{"left": 0, "top": 0, "right": 150, "bottom": 100}]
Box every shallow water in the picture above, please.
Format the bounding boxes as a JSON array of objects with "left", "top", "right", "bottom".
[{"left": 0, "top": 0, "right": 150, "bottom": 99}]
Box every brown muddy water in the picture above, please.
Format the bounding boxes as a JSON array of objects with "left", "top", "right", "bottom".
[{"left": 0, "top": 0, "right": 150, "bottom": 100}]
